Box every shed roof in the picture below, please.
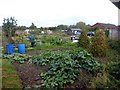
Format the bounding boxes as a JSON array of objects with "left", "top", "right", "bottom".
[
  {"left": 69, "top": 28, "right": 81, "bottom": 31},
  {"left": 110, "top": 0, "right": 120, "bottom": 9}
]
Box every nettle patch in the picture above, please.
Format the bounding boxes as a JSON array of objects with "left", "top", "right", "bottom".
[{"left": 30, "top": 48, "right": 102, "bottom": 88}]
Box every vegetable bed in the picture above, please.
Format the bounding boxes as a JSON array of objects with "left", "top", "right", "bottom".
[{"left": 2, "top": 48, "right": 102, "bottom": 89}]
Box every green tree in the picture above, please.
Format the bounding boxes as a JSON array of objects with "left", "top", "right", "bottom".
[
  {"left": 78, "top": 30, "right": 90, "bottom": 49},
  {"left": 16, "top": 26, "right": 26, "bottom": 30},
  {"left": 57, "top": 24, "right": 68, "bottom": 30},
  {"left": 76, "top": 21, "right": 86, "bottom": 30},
  {"left": 29, "top": 23, "right": 37, "bottom": 29},
  {"left": 2, "top": 17, "right": 17, "bottom": 43},
  {"left": 2, "top": 17, "right": 17, "bottom": 36},
  {"left": 86, "top": 24, "right": 92, "bottom": 31},
  {"left": 90, "top": 29, "right": 107, "bottom": 57},
  {"left": 69, "top": 25, "right": 76, "bottom": 28},
  {"left": 48, "top": 27, "right": 57, "bottom": 31}
]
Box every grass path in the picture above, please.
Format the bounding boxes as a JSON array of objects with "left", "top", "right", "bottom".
[{"left": 2, "top": 59, "right": 22, "bottom": 89}]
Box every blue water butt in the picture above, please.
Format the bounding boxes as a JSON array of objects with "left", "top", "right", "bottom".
[
  {"left": 6, "top": 44, "right": 14, "bottom": 55},
  {"left": 18, "top": 44, "right": 25, "bottom": 54}
]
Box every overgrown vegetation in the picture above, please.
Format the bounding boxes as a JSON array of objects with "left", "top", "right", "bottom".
[
  {"left": 2, "top": 53, "right": 31, "bottom": 63},
  {"left": 2, "top": 17, "right": 17, "bottom": 43},
  {"left": 40, "top": 35, "right": 68, "bottom": 46},
  {"left": 90, "top": 29, "right": 108, "bottom": 57},
  {"left": 78, "top": 30, "right": 90, "bottom": 49},
  {"left": 108, "top": 39, "right": 120, "bottom": 54},
  {"left": 2, "top": 20, "right": 120, "bottom": 89},
  {"left": 108, "top": 62, "right": 120, "bottom": 80},
  {"left": 29, "top": 48, "right": 101, "bottom": 88}
]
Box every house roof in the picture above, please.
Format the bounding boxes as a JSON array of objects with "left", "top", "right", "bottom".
[
  {"left": 110, "top": 0, "right": 120, "bottom": 9},
  {"left": 92, "top": 23, "right": 118, "bottom": 29},
  {"left": 69, "top": 28, "right": 81, "bottom": 31}
]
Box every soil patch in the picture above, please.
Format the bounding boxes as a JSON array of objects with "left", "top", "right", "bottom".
[
  {"left": 12, "top": 56, "right": 92, "bottom": 89},
  {"left": 13, "top": 62, "right": 48, "bottom": 88}
]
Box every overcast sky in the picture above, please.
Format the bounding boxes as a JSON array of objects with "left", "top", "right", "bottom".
[{"left": 0, "top": 0, "right": 118, "bottom": 27}]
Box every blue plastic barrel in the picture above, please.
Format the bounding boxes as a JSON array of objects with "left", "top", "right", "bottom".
[
  {"left": 6, "top": 44, "right": 14, "bottom": 55},
  {"left": 18, "top": 44, "right": 25, "bottom": 54}
]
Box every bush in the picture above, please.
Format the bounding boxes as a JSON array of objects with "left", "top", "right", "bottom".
[
  {"left": 108, "top": 40, "right": 120, "bottom": 54},
  {"left": 78, "top": 30, "right": 90, "bottom": 49},
  {"left": 108, "top": 62, "right": 120, "bottom": 80},
  {"left": 106, "top": 49, "right": 120, "bottom": 62},
  {"left": 90, "top": 29, "right": 107, "bottom": 57}
]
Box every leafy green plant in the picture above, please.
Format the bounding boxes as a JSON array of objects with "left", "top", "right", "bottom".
[
  {"left": 3, "top": 53, "right": 31, "bottom": 63},
  {"left": 30, "top": 48, "right": 101, "bottom": 88},
  {"left": 29, "top": 51, "right": 56, "bottom": 65},
  {"left": 69, "top": 48, "right": 102, "bottom": 74},
  {"left": 40, "top": 52, "right": 81, "bottom": 88}
]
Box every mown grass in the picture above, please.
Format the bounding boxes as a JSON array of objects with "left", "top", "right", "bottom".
[{"left": 2, "top": 59, "right": 22, "bottom": 89}]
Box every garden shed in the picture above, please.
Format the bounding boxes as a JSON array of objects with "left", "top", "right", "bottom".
[{"left": 66, "top": 28, "right": 81, "bottom": 35}]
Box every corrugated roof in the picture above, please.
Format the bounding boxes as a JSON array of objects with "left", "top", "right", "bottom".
[{"left": 69, "top": 28, "right": 81, "bottom": 31}]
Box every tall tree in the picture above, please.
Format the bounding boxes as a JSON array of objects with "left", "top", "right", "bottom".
[
  {"left": 2, "top": 17, "right": 17, "bottom": 43},
  {"left": 2, "top": 17, "right": 17, "bottom": 36},
  {"left": 69, "top": 25, "right": 76, "bottom": 28},
  {"left": 78, "top": 30, "right": 90, "bottom": 49},
  {"left": 57, "top": 24, "right": 68, "bottom": 30},
  {"left": 90, "top": 29, "right": 107, "bottom": 57},
  {"left": 76, "top": 21, "right": 86, "bottom": 30},
  {"left": 29, "top": 23, "right": 37, "bottom": 29},
  {"left": 16, "top": 26, "right": 27, "bottom": 30}
]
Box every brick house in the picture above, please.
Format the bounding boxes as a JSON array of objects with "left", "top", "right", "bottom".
[{"left": 92, "top": 23, "right": 119, "bottom": 39}]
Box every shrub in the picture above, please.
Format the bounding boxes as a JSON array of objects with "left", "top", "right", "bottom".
[
  {"left": 78, "top": 30, "right": 90, "bottom": 49},
  {"left": 90, "top": 29, "right": 107, "bottom": 57},
  {"left": 108, "top": 62, "right": 120, "bottom": 80},
  {"left": 106, "top": 49, "right": 120, "bottom": 62},
  {"left": 108, "top": 40, "right": 120, "bottom": 54}
]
